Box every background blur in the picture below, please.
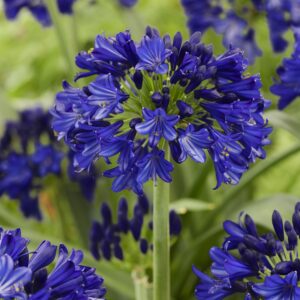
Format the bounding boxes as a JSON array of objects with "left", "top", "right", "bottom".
[{"left": 1, "top": 1, "right": 300, "bottom": 299}]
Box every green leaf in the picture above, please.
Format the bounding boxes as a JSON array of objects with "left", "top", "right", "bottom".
[
  {"left": 266, "top": 110, "right": 300, "bottom": 140},
  {"left": 170, "top": 199, "right": 215, "bottom": 214}
]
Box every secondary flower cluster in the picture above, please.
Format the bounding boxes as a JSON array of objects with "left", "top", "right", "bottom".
[
  {"left": 193, "top": 202, "right": 300, "bottom": 299},
  {"left": 0, "top": 108, "right": 63, "bottom": 219},
  {"left": 3, "top": 0, "right": 76, "bottom": 26},
  {"left": 271, "top": 32, "right": 300, "bottom": 110},
  {"left": 181, "top": 0, "right": 300, "bottom": 64},
  {"left": 0, "top": 227, "right": 106, "bottom": 299},
  {"left": 52, "top": 27, "right": 271, "bottom": 193},
  {"left": 118, "top": 0, "right": 138, "bottom": 8},
  {"left": 3, "top": 0, "right": 139, "bottom": 26},
  {"left": 0, "top": 108, "right": 97, "bottom": 219},
  {"left": 90, "top": 194, "right": 181, "bottom": 261}
]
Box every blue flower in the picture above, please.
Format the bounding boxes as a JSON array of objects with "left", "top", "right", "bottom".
[
  {"left": 137, "top": 148, "right": 174, "bottom": 184},
  {"left": 136, "top": 108, "right": 179, "bottom": 147},
  {"left": 88, "top": 74, "right": 128, "bottom": 119},
  {"left": 181, "top": 1, "right": 262, "bottom": 64},
  {"left": 70, "top": 121, "right": 125, "bottom": 171},
  {"left": 31, "top": 144, "right": 64, "bottom": 177},
  {"left": 90, "top": 195, "right": 181, "bottom": 261},
  {"left": 57, "top": 0, "right": 76, "bottom": 14},
  {"left": 180, "top": 0, "right": 222, "bottom": 34},
  {"left": 0, "top": 227, "right": 107, "bottom": 299},
  {"left": 271, "top": 32, "right": 300, "bottom": 109},
  {"left": 0, "top": 153, "right": 32, "bottom": 199},
  {"left": 0, "top": 254, "right": 32, "bottom": 299},
  {"left": 0, "top": 107, "right": 99, "bottom": 219},
  {"left": 136, "top": 35, "right": 172, "bottom": 74},
  {"left": 214, "top": 11, "right": 262, "bottom": 65},
  {"left": 51, "top": 81, "right": 94, "bottom": 140},
  {"left": 252, "top": 272, "right": 300, "bottom": 299},
  {"left": 208, "top": 130, "right": 248, "bottom": 189},
  {"left": 52, "top": 28, "right": 271, "bottom": 193},
  {"left": 3, "top": 0, "right": 77, "bottom": 26},
  {"left": 193, "top": 266, "right": 234, "bottom": 300},
  {"left": 3, "top": 0, "right": 52, "bottom": 26},
  {"left": 180, "top": 0, "right": 300, "bottom": 64},
  {"left": 265, "top": 0, "right": 290, "bottom": 52},
  {"left": 193, "top": 201, "right": 300, "bottom": 299},
  {"left": 178, "top": 125, "right": 212, "bottom": 163},
  {"left": 118, "top": 0, "right": 138, "bottom": 8}
]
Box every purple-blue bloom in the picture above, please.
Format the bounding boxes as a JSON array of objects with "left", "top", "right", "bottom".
[
  {"left": 136, "top": 36, "right": 172, "bottom": 74},
  {"left": 180, "top": 0, "right": 222, "bottom": 34},
  {"left": 252, "top": 271, "right": 300, "bottom": 299},
  {"left": 0, "top": 254, "right": 32, "bottom": 299},
  {"left": 90, "top": 194, "right": 181, "bottom": 261},
  {"left": 181, "top": 0, "right": 300, "bottom": 64},
  {"left": 3, "top": 0, "right": 77, "bottom": 26},
  {"left": 193, "top": 201, "right": 300, "bottom": 299},
  {"left": 181, "top": 0, "right": 262, "bottom": 64},
  {"left": 57, "top": 0, "right": 76, "bottom": 14},
  {"left": 0, "top": 227, "right": 106, "bottom": 299},
  {"left": 136, "top": 108, "right": 179, "bottom": 147},
  {"left": 52, "top": 27, "right": 271, "bottom": 194},
  {"left": 31, "top": 144, "right": 64, "bottom": 177},
  {"left": 271, "top": 32, "right": 300, "bottom": 109},
  {"left": 0, "top": 108, "right": 98, "bottom": 219},
  {"left": 118, "top": 0, "right": 138, "bottom": 8}
]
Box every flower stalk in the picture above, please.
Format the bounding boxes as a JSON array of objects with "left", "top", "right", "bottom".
[
  {"left": 45, "top": 0, "right": 75, "bottom": 77},
  {"left": 133, "top": 270, "right": 153, "bottom": 300},
  {"left": 153, "top": 146, "right": 171, "bottom": 300}
]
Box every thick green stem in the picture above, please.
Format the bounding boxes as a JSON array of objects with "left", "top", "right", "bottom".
[
  {"left": 153, "top": 147, "right": 170, "bottom": 300},
  {"left": 45, "top": 0, "right": 75, "bottom": 77}
]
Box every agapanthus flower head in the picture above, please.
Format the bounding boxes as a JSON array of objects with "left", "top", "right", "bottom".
[
  {"left": 271, "top": 31, "right": 300, "bottom": 110},
  {"left": 118, "top": 0, "right": 138, "bottom": 8},
  {"left": 90, "top": 194, "right": 181, "bottom": 261},
  {"left": 181, "top": 0, "right": 263, "bottom": 64},
  {"left": 193, "top": 201, "right": 300, "bottom": 299},
  {"left": 3, "top": 0, "right": 77, "bottom": 26},
  {"left": 0, "top": 227, "right": 106, "bottom": 299},
  {"left": 180, "top": 0, "right": 223, "bottom": 34},
  {"left": 0, "top": 107, "right": 97, "bottom": 219},
  {"left": 181, "top": 0, "right": 300, "bottom": 64},
  {"left": 52, "top": 27, "right": 271, "bottom": 193}
]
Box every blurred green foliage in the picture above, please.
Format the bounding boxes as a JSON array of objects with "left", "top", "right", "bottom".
[{"left": 1, "top": 1, "right": 300, "bottom": 300}]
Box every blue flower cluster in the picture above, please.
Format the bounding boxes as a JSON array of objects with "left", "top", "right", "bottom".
[
  {"left": 0, "top": 108, "right": 97, "bottom": 219},
  {"left": 193, "top": 202, "right": 300, "bottom": 299},
  {"left": 0, "top": 227, "right": 106, "bottom": 299},
  {"left": 118, "top": 0, "right": 138, "bottom": 8},
  {"left": 3, "top": 0, "right": 76, "bottom": 26},
  {"left": 90, "top": 194, "right": 181, "bottom": 261},
  {"left": 89, "top": 0, "right": 138, "bottom": 8},
  {"left": 52, "top": 27, "right": 271, "bottom": 193},
  {"left": 271, "top": 32, "right": 300, "bottom": 110},
  {"left": 181, "top": 0, "right": 300, "bottom": 64},
  {"left": 255, "top": 0, "right": 300, "bottom": 53},
  {"left": 0, "top": 108, "right": 63, "bottom": 219}
]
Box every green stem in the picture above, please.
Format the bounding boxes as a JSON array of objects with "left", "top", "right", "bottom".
[
  {"left": 133, "top": 270, "right": 153, "bottom": 300},
  {"left": 45, "top": 0, "right": 75, "bottom": 77},
  {"left": 153, "top": 147, "right": 170, "bottom": 300},
  {"left": 71, "top": 14, "right": 80, "bottom": 54}
]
